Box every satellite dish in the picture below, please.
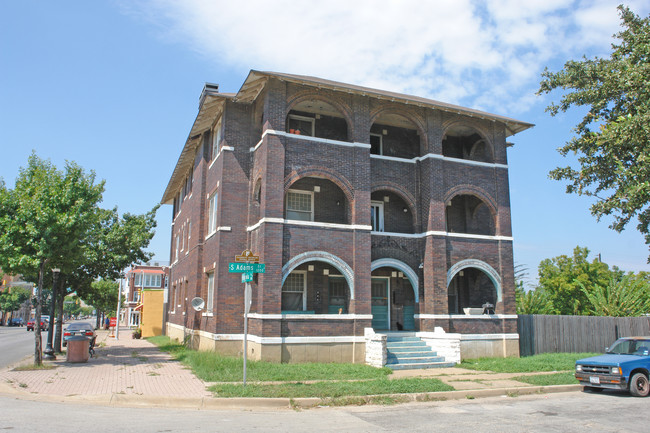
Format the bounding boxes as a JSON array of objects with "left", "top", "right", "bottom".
[{"left": 191, "top": 297, "right": 205, "bottom": 312}]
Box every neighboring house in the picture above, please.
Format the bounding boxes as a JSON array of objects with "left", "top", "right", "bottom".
[
  {"left": 0, "top": 271, "right": 33, "bottom": 325},
  {"left": 162, "top": 71, "right": 533, "bottom": 363},
  {"left": 124, "top": 265, "right": 168, "bottom": 337}
]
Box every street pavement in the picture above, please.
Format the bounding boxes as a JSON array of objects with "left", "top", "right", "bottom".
[{"left": 0, "top": 327, "right": 581, "bottom": 410}]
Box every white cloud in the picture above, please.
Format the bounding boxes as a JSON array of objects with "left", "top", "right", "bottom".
[{"left": 124, "top": 0, "right": 649, "bottom": 116}]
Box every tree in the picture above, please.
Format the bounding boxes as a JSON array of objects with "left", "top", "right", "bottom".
[
  {"left": 580, "top": 274, "right": 650, "bottom": 316},
  {"left": 538, "top": 6, "right": 650, "bottom": 260},
  {"left": 537, "top": 246, "right": 612, "bottom": 315},
  {"left": 0, "top": 154, "right": 103, "bottom": 365},
  {"left": 0, "top": 287, "right": 31, "bottom": 323},
  {"left": 84, "top": 279, "right": 121, "bottom": 323}
]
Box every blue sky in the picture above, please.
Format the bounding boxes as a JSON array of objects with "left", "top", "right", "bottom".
[{"left": 2, "top": 0, "right": 649, "bottom": 284}]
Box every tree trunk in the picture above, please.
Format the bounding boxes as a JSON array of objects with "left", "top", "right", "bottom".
[{"left": 34, "top": 260, "right": 45, "bottom": 366}]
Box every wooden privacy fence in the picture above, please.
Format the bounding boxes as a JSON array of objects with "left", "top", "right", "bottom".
[{"left": 518, "top": 315, "right": 650, "bottom": 356}]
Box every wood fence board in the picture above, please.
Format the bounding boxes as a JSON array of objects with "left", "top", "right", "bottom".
[{"left": 518, "top": 315, "right": 650, "bottom": 355}]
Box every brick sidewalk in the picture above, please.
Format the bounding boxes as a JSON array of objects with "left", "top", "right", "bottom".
[{"left": 0, "top": 328, "right": 210, "bottom": 398}]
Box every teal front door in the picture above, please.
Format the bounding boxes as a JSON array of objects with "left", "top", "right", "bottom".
[{"left": 371, "top": 278, "right": 389, "bottom": 330}]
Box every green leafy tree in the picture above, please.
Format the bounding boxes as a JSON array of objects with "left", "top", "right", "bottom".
[
  {"left": 1, "top": 154, "right": 158, "bottom": 354},
  {"left": 516, "top": 285, "right": 557, "bottom": 315},
  {"left": 84, "top": 279, "right": 122, "bottom": 321},
  {"left": 63, "top": 295, "right": 82, "bottom": 318},
  {"left": 538, "top": 6, "right": 650, "bottom": 260},
  {"left": 0, "top": 287, "right": 31, "bottom": 323},
  {"left": 537, "top": 246, "right": 612, "bottom": 315},
  {"left": 580, "top": 273, "right": 650, "bottom": 317},
  {"left": 0, "top": 154, "right": 103, "bottom": 365}
]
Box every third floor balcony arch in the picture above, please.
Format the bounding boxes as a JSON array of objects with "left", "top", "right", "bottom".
[
  {"left": 285, "top": 96, "right": 352, "bottom": 142},
  {"left": 369, "top": 110, "right": 425, "bottom": 159},
  {"left": 442, "top": 123, "right": 494, "bottom": 163}
]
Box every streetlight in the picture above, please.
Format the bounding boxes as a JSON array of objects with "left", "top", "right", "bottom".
[{"left": 43, "top": 268, "right": 59, "bottom": 360}]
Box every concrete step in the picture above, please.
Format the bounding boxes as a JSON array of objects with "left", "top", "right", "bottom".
[
  {"left": 386, "top": 345, "right": 432, "bottom": 354},
  {"left": 387, "top": 350, "right": 439, "bottom": 359},
  {"left": 387, "top": 355, "right": 447, "bottom": 365},
  {"left": 387, "top": 361, "right": 456, "bottom": 370}
]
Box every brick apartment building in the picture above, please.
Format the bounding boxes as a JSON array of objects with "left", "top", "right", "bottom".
[{"left": 162, "top": 71, "right": 533, "bottom": 364}]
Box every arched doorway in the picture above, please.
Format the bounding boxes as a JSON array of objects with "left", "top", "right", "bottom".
[{"left": 370, "top": 259, "right": 419, "bottom": 330}]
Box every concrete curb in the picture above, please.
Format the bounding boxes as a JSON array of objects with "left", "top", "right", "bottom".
[{"left": 0, "top": 380, "right": 583, "bottom": 410}]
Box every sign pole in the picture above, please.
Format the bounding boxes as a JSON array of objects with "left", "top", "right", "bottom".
[
  {"left": 115, "top": 277, "right": 122, "bottom": 340},
  {"left": 243, "top": 282, "right": 250, "bottom": 386}
]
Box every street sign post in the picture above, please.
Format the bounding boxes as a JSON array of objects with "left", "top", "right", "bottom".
[
  {"left": 229, "top": 263, "right": 266, "bottom": 273},
  {"left": 228, "top": 250, "right": 265, "bottom": 387},
  {"left": 241, "top": 272, "right": 254, "bottom": 283}
]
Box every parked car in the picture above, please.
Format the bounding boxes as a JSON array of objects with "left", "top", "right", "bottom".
[
  {"left": 63, "top": 322, "right": 96, "bottom": 347},
  {"left": 575, "top": 336, "right": 650, "bottom": 397},
  {"left": 8, "top": 318, "right": 24, "bottom": 327},
  {"left": 26, "top": 318, "right": 49, "bottom": 331}
]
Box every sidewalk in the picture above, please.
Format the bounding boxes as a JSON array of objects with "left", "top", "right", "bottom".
[{"left": 0, "top": 328, "right": 580, "bottom": 409}]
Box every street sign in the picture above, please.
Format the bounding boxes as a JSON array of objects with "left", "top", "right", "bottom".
[
  {"left": 228, "top": 262, "right": 265, "bottom": 273},
  {"left": 241, "top": 272, "right": 254, "bottom": 283},
  {"left": 236, "top": 250, "right": 260, "bottom": 263}
]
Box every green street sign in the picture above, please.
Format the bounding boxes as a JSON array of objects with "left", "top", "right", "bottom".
[
  {"left": 229, "top": 263, "right": 266, "bottom": 273},
  {"left": 241, "top": 272, "right": 254, "bottom": 283}
]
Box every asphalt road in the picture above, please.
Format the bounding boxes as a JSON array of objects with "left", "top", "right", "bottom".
[
  {"left": 0, "top": 325, "right": 35, "bottom": 368},
  {"left": 0, "top": 391, "right": 646, "bottom": 433}
]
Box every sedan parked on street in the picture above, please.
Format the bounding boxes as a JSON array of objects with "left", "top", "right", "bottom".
[
  {"left": 8, "top": 318, "right": 24, "bottom": 326},
  {"left": 63, "top": 322, "right": 96, "bottom": 347},
  {"left": 26, "top": 318, "right": 48, "bottom": 331}
]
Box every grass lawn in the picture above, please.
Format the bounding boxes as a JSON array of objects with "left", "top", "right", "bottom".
[
  {"left": 210, "top": 378, "right": 454, "bottom": 398},
  {"left": 149, "top": 336, "right": 587, "bottom": 401},
  {"left": 148, "top": 336, "right": 390, "bottom": 382},
  {"left": 513, "top": 372, "right": 578, "bottom": 386},
  {"left": 458, "top": 352, "right": 599, "bottom": 373}
]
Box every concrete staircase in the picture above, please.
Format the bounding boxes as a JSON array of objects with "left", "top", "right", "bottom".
[{"left": 385, "top": 333, "right": 455, "bottom": 370}]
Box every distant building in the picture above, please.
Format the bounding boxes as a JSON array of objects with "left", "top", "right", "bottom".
[
  {"left": 0, "top": 270, "right": 33, "bottom": 324},
  {"left": 162, "top": 71, "right": 533, "bottom": 364},
  {"left": 124, "top": 265, "right": 169, "bottom": 337}
]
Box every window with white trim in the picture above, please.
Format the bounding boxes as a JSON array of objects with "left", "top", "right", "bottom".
[
  {"left": 208, "top": 191, "right": 218, "bottom": 234},
  {"left": 286, "top": 190, "right": 313, "bottom": 221},
  {"left": 206, "top": 271, "right": 214, "bottom": 311},
  {"left": 287, "top": 114, "right": 315, "bottom": 136},
  {"left": 371, "top": 201, "right": 384, "bottom": 232},
  {"left": 134, "top": 273, "right": 162, "bottom": 288},
  {"left": 282, "top": 271, "right": 306, "bottom": 311},
  {"left": 211, "top": 117, "right": 222, "bottom": 160}
]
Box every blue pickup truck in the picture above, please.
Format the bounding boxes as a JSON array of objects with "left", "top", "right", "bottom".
[{"left": 575, "top": 336, "right": 650, "bottom": 397}]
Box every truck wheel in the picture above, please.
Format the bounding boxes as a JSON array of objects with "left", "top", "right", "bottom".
[{"left": 629, "top": 373, "right": 649, "bottom": 397}]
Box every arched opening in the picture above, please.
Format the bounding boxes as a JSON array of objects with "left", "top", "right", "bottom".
[
  {"left": 370, "top": 264, "right": 418, "bottom": 331},
  {"left": 447, "top": 267, "right": 498, "bottom": 315},
  {"left": 370, "top": 113, "right": 421, "bottom": 159},
  {"left": 286, "top": 99, "right": 349, "bottom": 142},
  {"left": 281, "top": 262, "right": 351, "bottom": 314},
  {"left": 446, "top": 194, "right": 495, "bottom": 236},
  {"left": 442, "top": 125, "right": 493, "bottom": 163},
  {"left": 370, "top": 190, "right": 415, "bottom": 234},
  {"left": 285, "top": 176, "right": 349, "bottom": 224}
]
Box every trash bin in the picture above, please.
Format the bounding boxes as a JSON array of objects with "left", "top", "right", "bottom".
[{"left": 66, "top": 336, "right": 90, "bottom": 363}]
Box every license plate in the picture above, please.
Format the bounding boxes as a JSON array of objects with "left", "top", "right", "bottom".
[{"left": 589, "top": 376, "right": 600, "bottom": 384}]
